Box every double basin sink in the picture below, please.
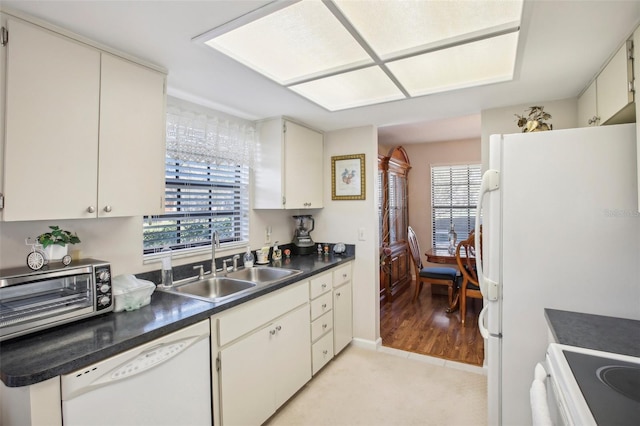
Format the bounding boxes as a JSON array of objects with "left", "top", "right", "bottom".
[{"left": 166, "top": 266, "right": 303, "bottom": 302}]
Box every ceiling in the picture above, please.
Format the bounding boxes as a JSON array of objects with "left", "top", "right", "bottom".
[{"left": 3, "top": 1, "right": 640, "bottom": 144}]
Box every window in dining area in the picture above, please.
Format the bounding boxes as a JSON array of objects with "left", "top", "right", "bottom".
[{"left": 431, "top": 164, "right": 482, "bottom": 251}]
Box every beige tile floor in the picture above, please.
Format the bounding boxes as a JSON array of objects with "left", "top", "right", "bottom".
[{"left": 266, "top": 344, "right": 488, "bottom": 426}]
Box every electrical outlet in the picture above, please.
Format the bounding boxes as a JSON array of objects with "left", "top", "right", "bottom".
[{"left": 358, "top": 227, "right": 366, "bottom": 241}]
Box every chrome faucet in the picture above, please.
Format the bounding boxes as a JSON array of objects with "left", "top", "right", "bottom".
[
  {"left": 232, "top": 254, "right": 240, "bottom": 271},
  {"left": 211, "top": 230, "right": 220, "bottom": 276}
]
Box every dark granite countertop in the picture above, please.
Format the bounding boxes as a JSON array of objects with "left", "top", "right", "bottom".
[
  {"left": 0, "top": 252, "right": 354, "bottom": 387},
  {"left": 545, "top": 308, "right": 640, "bottom": 357}
]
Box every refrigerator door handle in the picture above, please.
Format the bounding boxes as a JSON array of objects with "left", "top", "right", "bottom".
[
  {"left": 478, "top": 305, "right": 490, "bottom": 339},
  {"left": 479, "top": 304, "right": 502, "bottom": 339},
  {"left": 475, "top": 169, "right": 500, "bottom": 300}
]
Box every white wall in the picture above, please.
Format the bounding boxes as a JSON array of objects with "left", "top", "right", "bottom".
[
  {"left": 315, "top": 126, "right": 380, "bottom": 345},
  {"left": 480, "top": 98, "right": 579, "bottom": 170}
]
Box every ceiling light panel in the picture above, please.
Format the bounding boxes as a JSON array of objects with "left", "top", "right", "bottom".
[
  {"left": 387, "top": 32, "right": 519, "bottom": 97},
  {"left": 289, "top": 66, "right": 405, "bottom": 111},
  {"left": 333, "top": 0, "right": 524, "bottom": 59},
  {"left": 204, "top": 1, "right": 373, "bottom": 85}
]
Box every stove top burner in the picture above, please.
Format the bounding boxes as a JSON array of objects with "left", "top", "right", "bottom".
[
  {"left": 564, "top": 350, "right": 640, "bottom": 425},
  {"left": 597, "top": 365, "right": 640, "bottom": 403}
]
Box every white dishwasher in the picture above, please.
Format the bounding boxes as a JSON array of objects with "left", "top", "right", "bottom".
[{"left": 61, "top": 319, "right": 212, "bottom": 426}]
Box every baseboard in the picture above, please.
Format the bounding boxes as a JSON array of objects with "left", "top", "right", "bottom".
[{"left": 350, "top": 337, "right": 382, "bottom": 351}]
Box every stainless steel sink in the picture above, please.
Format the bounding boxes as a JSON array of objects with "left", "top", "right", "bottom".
[
  {"left": 164, "top": 266, "right": 303, "bottom": 303},
  {"left": 225, "top": 266, "right": 303, "bottom": 283},
  {"left": 171, "top": 277, "right": 257, "bottom": 301}
]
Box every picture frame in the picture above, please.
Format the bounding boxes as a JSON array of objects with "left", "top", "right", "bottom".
[{"left": 331, "top": 154, "right": 366, "bottom": 200}]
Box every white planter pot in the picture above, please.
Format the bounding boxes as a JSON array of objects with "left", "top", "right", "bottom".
[{"left": 44, "top": 245, "right": 68, "bottom": 261}]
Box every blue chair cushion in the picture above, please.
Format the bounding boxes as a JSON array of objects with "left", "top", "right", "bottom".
[{"left": 419, "top": 267, "right": 457, "bottom": 280}]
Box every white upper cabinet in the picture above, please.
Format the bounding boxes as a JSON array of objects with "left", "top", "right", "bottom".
[
  {"left": 97, "top": 54, "right": 166, "bottom": 218},
  {"left": 577, "top": 40, "right": 635, "bottom": 127},
  {"left": 254, "top": 118, "right": 323, "bottom": 209},
  {"left": 577, "top": 79, "right": 598, "bottom": 127},
  {"left": 597, "top": 40, "right": 635, "bottom": 125},
  {"left": 1, "top": 17, "right": 166, "bottom": 221},
  {"left": 3, "top": 18, "right": 101, "bottom": 221}
]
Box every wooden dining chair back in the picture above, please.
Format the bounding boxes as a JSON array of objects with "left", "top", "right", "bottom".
[
  {"left": 407, "top": 226, "right": 457, "bottom": 306},
  {"left": 455, "top": 231, "right": 483, "bottom": 325}
]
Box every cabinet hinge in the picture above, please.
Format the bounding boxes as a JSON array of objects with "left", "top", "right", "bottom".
[
  {"left": 1, "top": 27, "right": 8, "bottom": 47},
  {"left": 282, "top": 196, "right": 286, "bottom": 206},
  {"left": 283, "top": 122, "right": 287, "bottom": 133},
  {"left": 629, "top": 80, "right": 635, "bottom": 93},
  {"left": 627, "top": 39, "right": 634, "bottom": 60},
  {"left": 0, "top": 193, "right": 4, "bottom": 209},
  {"left": 216, "top": 356, "right": 221, "bottom": 372}
]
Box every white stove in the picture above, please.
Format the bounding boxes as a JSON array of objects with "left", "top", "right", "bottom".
[{"left": 536, "top": 344, "right": 640, "bottom": 425}]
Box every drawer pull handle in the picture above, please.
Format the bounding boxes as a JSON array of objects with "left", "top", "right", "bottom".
[
  {"left": 342, "top": 273, "right": 347, "bottom": 278},
  {"left": 336, "top": 292, "right": 341, "bottom": 297},
  {"left": 323, "top": 350, "right": 328, "bottom": 355},
  {"left": 270, "top": 329, "right": 276, "bottom": 335},
  {"left": 322, "top": 323, "right": 328, "bottom": 329},
  {"left": 322, "top": 303, "right": 327, "bottom": 309},
  {"left": 275, "top": 325, "right": 282, "bottom": 331},
  {"left": 321, "top": 283, "right": 327, "bottom": 288}
]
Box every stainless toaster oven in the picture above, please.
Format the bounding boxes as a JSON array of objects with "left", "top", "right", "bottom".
[{"left": 0, "top": 259, "right": 113, "bottom": 341}]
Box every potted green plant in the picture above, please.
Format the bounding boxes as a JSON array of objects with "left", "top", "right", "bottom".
[
  {"left": 515, "top": 106, "right": 552, "bottom": 132},
  {"left": 37, "top": 225, "right": 81, "bottom": 260}
]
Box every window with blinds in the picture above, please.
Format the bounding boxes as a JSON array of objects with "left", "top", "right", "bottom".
[
  {"left": 431, "top": 164, "right": 481, "bottom": 251},
  {"left": 143, "top": 160, "right": 249, "bottom": 255},
  {"left": 142, "top": 102, "right": 252, "bottom": 256}
]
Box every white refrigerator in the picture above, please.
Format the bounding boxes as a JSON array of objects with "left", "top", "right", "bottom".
[{"left": 475, "top": 123, "right": 640, "bottom": 425}]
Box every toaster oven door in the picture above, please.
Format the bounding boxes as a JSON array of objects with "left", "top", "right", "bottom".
[{"left": 0, "top": 271, "right": 95, "bottom": 340}]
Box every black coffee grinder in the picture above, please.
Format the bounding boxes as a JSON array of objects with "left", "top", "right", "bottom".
[{"left": 292, "top": 215, "right": 315, "bottom": 255}]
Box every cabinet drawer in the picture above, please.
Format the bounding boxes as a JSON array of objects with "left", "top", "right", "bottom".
[
  {"left": 310, "top": 292, "right": 332, "bottom": 320},
  {"left": 333, "top": 263, "right": 352, "bottom": 287},
  {"left": 311, "top": 311, "right": 333, "bottom": 342},
  {"left": 217, "top": 282, "right": 308, "bottom": 346},
  {"left": 309, "top": 271, "right": 332, "bottom": 299},
  {"left": 312, "top": 332, "right": 334, "bottom": 375}
]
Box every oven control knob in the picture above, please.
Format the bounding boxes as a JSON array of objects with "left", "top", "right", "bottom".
[
  {"left": 98, "top": 270, "right": 111, "bottom": 282},
  {"left": 100, "top": 284, "right": 110, "bottom": 293},
  {"left": 99, "top": 295, "right": 111, "bottom": 306}
]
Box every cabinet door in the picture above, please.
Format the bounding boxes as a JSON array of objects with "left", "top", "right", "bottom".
[
  {"left": 220, "top": 324, "right": 273, "bottom": 426},
  {"left": 333, "top": 281, "right": 353, "bottom": 354},
  {"left": 272, "top": 304, "right": 311, "bottom": 408},
  {"left": 577, "top": 80, "right": 598, "bottom": 127},
  {"left": 98, "top": 54, "right": 166, "bottom": 217},
  {"left": 283, "top": 121, "right": 323, "bottom": 209},
  {"left": 597, "top": 41, "right": 634, "bottom": 125},
  {"left": 3, "top": 19, "right": 100, "bottom": 221}
]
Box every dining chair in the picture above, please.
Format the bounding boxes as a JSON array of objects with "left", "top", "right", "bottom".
[
  {"left": 455, "top": 230, "right": 483, "bottom": 326},
  {"left": 407, "top": 226, "right": 458, "bottom": 306}
]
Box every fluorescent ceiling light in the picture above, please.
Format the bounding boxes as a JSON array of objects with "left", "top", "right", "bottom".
[
  {"left": 289, "top": 66, "right": 405, "bottom": 111},
  {"left": 197, "top": 0, "right": 524, "bottom": 111},
  {"left": 387, "top": 32, "right": 520, "bottom": 97}
]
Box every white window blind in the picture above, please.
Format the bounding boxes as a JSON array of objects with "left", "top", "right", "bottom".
[
  {"left": 143, "top": 104, "right": 253, "bottom": 255},
  {"left": 431, "top": 164, "right": 481, "bottom": 251}
]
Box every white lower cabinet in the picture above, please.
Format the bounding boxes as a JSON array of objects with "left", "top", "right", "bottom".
[
  {"left": 309, "top": 271, "right": 334, "bottom": 374},
  {"left": 210, "top": 263, "right": 353, "bottom": 425},
  {"left": 213, "top": 282, "right": 311, "bottom": 426},
  {"left": 333, "top": 263, "right": 354, "bottom": 354}
]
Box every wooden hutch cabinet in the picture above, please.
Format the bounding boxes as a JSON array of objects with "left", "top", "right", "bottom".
[{"left": 378, "top": 146, "right": 412, "bottom": 304}]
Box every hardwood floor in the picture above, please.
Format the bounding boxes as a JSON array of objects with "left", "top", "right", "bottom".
[{"left": 380, "top": 280, "right": 485, "bottom": 366}]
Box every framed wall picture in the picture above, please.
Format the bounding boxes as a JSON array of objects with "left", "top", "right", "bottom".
[{"left": 331, "top": 154, "right": 365, "bottom": 200}]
